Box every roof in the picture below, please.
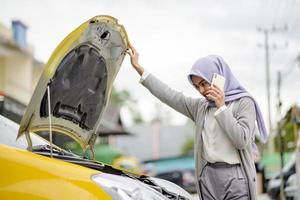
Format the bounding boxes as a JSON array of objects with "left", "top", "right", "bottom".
[
  {"left": 12, "top": 20, "right": 28, "bottom": 29},
  {"left": 98, "top": 102, "right": 132, "bottom": 136},
  {"left": 0, "top": 95, "right": 132, "bottom": 137}
]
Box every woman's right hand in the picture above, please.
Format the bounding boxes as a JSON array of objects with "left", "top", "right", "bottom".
[{"left": 127, "top": 43, "right": 144, "bottom": 75}]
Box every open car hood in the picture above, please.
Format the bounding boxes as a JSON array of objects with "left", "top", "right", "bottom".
[{"left": 17, "top": 15, "right": 129, "bottom": 153}]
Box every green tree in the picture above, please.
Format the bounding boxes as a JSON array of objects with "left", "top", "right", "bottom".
[
  {"left": 181, "top": 137, "right": 194, "bottom": 155},
  {"left": 181, "top": 120, "right": 195, "bottom": 155},
  {"left": 274, "top": 122, "right": 298, "bottom": 152}
]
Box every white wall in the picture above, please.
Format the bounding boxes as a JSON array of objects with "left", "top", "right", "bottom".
[
  {"left": 4, "top": 53, "right": 33, "bottom": 104},
  {"left": 113, "top": 123, "right": 194, "bottom": 161},
  {"left": 31, "top": 65, "right": 43, "bottom": 93},
  {"left": 0, "top": 58, "right": 5, "bottom": 92}
]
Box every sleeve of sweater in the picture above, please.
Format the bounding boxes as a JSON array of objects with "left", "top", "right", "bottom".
[
  {"left": 141, "top": 73, "right": 202, "bottom": 121},
  {"left": 215, "top": 97, "right": 256, "bottom": 149}
]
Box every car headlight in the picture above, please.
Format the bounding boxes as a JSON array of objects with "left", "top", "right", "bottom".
[{"left": 91, "top": 173, "right": 164, "bottom": 200}]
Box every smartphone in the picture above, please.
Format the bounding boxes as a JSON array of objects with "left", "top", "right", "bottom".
[{"left": 211, "top": 73, "right": 225, "bottom": 91}]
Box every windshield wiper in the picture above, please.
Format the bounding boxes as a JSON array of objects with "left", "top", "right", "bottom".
[
  {"left": 32, "top": 145, "right": 189, "bottom": 199},
  {"left": 32, "top": 144, "right": 74, "bottom": 157},
  {"left": 32, "top": 144, "right": 107, "bottom": 169}
]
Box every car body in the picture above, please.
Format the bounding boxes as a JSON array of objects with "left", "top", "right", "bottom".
[
  {"left": 285, "top": 174, "right": 299, "bottom": 200},
  {"left": 156, "top": 169, "right": 196, "bottom": 194},
  {"left": 0, "top": 115, "right": 192, "bottom": 199},
  {"left": 143, "top": 156, "right": 196, "bottom": 194},
  {"left": 267, "top": 154, "right": 296, "bottom": 200},
  {"left": 0, "top": 15, "right": 192, "bottom": 200}
]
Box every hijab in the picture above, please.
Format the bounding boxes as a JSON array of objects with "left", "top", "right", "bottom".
[{"left": 188, "top": 55, "right": 268, "bottom": 143}]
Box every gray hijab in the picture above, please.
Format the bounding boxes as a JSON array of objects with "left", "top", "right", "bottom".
[{"left": 188, "top": 55, "right": 268, "bottom": 143}]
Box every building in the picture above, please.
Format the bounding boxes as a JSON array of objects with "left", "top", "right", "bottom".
[
  {"left": 0, "top": 20, "right": 44, "bottom": 122},
  {"left": 113, "top": 121, "right": 194, "bottom": 161}
]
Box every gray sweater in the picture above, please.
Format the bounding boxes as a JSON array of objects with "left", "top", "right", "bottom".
[{"left": 142, "top": 74, "right": 257, "bottom": 200}]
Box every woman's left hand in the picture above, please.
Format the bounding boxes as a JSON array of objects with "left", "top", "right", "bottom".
[{"left": 205, "top": 85, "right": 225, "bottom": 108}]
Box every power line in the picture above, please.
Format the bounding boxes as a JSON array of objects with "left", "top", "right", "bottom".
[
  {"left": 281, "top": 57, "right": 299, "bottom": 80},
  {"left": 257, "top": 25, "right": 288, "bottom": 150}
]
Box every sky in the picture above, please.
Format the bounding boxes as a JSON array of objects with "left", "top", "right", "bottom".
[{"left": 1, "top": 0, "right": 300, "bottom": 133}]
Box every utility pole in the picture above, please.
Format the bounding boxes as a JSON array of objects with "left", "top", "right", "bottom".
[
  {"left": 275, "top": 54, "right": 300, "bottom": 200},
  {"left": 295, "top": 54, "right": 300, "bottom": 200},
  {"left": 257, "top": 25, "right": 288, "bottom": 154}
]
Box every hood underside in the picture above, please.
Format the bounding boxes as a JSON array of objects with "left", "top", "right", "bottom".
[
  {"left": 40, "top": 44, "right": 107, "bottom": 131},
  {"left": 17, "top": 15, "right": 129, "bottom": 151}
]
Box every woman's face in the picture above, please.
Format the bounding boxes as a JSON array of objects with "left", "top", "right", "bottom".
[{"left": 191, "top": 75, "right": 211, "bottom": 98}]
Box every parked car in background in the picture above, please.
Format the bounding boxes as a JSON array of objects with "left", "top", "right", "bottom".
[
  {"left": 156, "top": 169, "right": 196, "bottom": 194},
  {"left": 0, "top": 15, "right": 192, "bottom": 200},
  {"left": 143, "top": 156, "right": 197, "bottom": 194},
  {"left": 285, "top": 174, "right": 299, "bottom": 200},
  {"left": 267, "top": 154, "right": 296, "bottom": 200}
]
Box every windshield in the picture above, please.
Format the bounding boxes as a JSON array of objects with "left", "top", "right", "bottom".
[{"left": 0, "top": 115, "right": 48, "bottom": 149}]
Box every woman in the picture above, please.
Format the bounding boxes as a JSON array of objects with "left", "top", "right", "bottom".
[{"left": 127, "top": 44, "right": 268, "bottom": 200}]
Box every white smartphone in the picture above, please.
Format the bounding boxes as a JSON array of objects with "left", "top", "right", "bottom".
[{"left": 211, "top": 73, "right": 225, "bottom": 91}]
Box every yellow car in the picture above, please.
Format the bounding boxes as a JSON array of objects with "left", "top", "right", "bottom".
[
  {"left": 0, "top": 15, "right": 192, "bottom": 200},
  {"left": 113, "top": 156, "right": 142, "bottom": 174}
]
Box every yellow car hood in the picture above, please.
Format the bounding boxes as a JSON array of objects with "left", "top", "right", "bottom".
[{"left": 17, "top": 15, "right": 128, "bottom": 152}]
